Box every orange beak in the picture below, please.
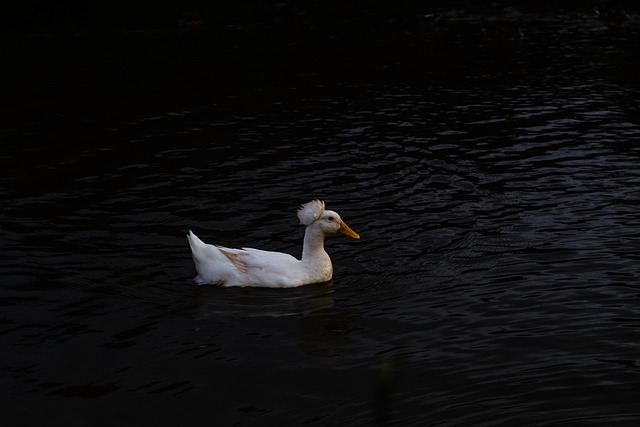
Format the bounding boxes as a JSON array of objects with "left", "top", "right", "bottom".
[{"left": 338, "top": 220, "right": 360, "bottom": 239}]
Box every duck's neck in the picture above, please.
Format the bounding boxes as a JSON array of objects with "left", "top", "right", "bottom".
[{"left": 301, "top": 226, "right": 328, "bottom": 262}]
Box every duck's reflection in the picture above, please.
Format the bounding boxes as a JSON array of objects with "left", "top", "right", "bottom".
[
  {"left": 194, "top": 282, "right": 358, "bottom": 358},
  {"left": 194, "top": 281, "right": 335, "bottom": 318}
]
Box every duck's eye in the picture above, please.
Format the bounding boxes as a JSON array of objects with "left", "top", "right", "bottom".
[{"left": 327, "top": 216, "right": 334, "bottom": 221}]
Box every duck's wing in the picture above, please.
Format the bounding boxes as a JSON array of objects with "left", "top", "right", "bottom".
[
  {"left": 216, "top": 247, "right": 251, "bottom": 274},
  {"left": 188, "top": 231, "right": 306, "bottom": 287},
  {"left": 236, "top": 247, "right": 305, "bottom": 287}
]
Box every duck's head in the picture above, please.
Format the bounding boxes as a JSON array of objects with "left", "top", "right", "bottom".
[{"left": 297, "top": 200, "right": 360, "bottom": 239}]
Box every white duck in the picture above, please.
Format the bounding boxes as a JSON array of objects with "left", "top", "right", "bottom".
[{"left": 187, "top": 200, "right": 360, "bottom": 287}]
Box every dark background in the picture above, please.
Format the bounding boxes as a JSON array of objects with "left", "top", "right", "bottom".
[
  {"left": 1, "top": 1, "right": 633, "bottom": 34},
  {"left": 4, "top": 1, "right": 637, "bottom": 119}
]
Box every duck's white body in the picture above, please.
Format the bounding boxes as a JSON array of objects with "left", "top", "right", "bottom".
[{"left": 187, "top": 200, "right": 359, "bottom": 288}]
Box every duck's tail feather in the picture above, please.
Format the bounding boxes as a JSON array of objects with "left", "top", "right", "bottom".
[
  {"left": 187, "top": 230, "right": 208, "bottom": 284},
  {"left": 186, "top": 230, "right": 230, "bottom": 285},
  {"left": 187, "top": 229, "right": 205, "bottom": 250}
]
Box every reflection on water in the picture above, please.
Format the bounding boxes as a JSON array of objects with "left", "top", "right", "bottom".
[
  {"left": 195, "top": 282, "right": 336, "bottom": 319},
  {"left": 2, "top": 10, "right": 640, "bottom": 426}
]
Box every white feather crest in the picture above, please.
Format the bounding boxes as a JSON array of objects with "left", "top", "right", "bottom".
[{"left": 297, "top": 200, "right": 325, "bottom": 225}]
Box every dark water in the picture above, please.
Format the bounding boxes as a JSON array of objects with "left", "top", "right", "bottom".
[{"left": 3, "top": 10, "right": 640, "bottom": 426}]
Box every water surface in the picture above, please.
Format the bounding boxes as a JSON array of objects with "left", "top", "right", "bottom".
[{"left": 2, "top": 10, "right": 640, "bottom": 426}]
